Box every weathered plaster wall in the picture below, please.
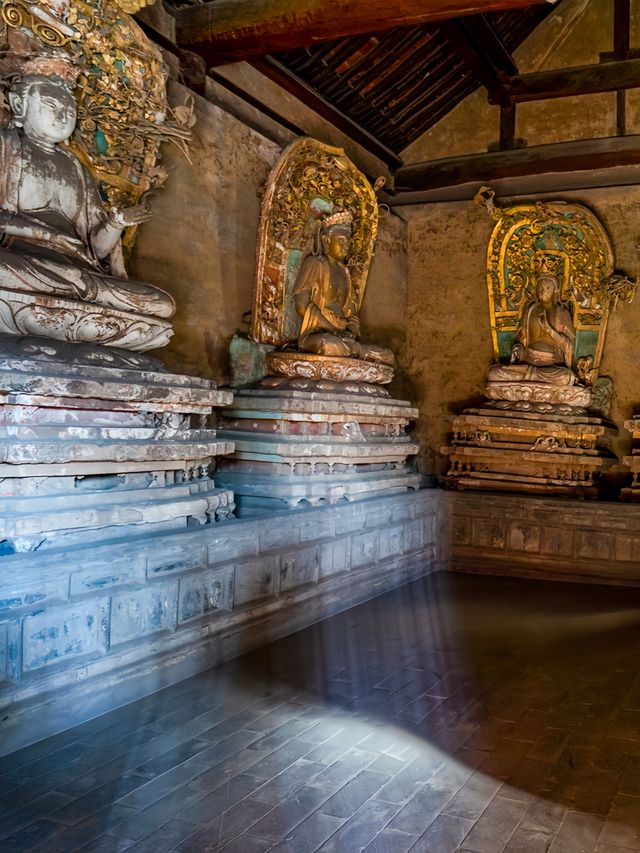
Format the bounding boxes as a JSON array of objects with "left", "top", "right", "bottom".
[
  {"left": 213, "top": 62, "right": 394, "bottom": 185},
  {"left": 361, "top": 210, "right": 409, "bottom": 381},
  {"left": 401, "top": 187, "right": 640, "bottom": 479},
  {"left": 129, "top": 82, "right": 280, "bottom": 382},
  {"left": 129, "top": 82, "right": 407, "bottom": 386},
  {"left": 402, "top": 0, "right": 636, "bottom": 164}
]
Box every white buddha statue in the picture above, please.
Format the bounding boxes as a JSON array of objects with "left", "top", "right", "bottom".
[{"left": 0, "top": 54, "right": 175, "bottom": 350}]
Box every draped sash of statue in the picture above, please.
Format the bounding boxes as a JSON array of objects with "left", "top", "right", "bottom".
[
  {"left": 0, "top": 130, "right": 22, "bottom": 217},
  {"left": 293, "top": 254, "right": 358, "bottom": 347}
]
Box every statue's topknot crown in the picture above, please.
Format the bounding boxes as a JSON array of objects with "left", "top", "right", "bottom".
[
  {"left": 21, "top": 55, "right": 79, "bottom": 89},
  {"left": 322, "top": 209, "right": 353, "bottom": 230}
]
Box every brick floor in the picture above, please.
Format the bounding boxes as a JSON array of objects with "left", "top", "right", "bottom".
[{"left": 2, "top": 572, "right": 640, "bottom": 851}]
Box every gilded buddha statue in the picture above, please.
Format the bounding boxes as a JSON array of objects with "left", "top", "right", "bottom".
[
  {"left": 487, "top": 273, "right": 577, "bottom": 387},
  {"left": 0, "top": 55, "right": 175, "bottom": 351},
  {"left": 292, "top": 210, "right": 395, "bottom": 367}
]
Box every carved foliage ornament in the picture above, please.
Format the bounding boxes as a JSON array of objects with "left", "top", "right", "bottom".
[
  {"left": 251, "top": 138, "right": 379, "bottom": 347},
  {"left": 475, "top": 187, "right": 637, "bottom": 381},
  {"left": 0, "top": 0, "right": 192, "bottom": 223},
  {"left": 265, "top": 351, "right": 393, "bottom": 385}
]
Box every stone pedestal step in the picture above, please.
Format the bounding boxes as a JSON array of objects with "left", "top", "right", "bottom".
[
  {"left": 445, "top": 405, "right": 617, "bottom": 498},
  {"left": 235, "top": 387, "right": 417, "bottom": 417},
  {"left": 0, "top": 438, "right": 234, "bottom": 466},
  {"left": 1, "top": 351, "right": 236, "bottom": 548},
  {"left": 449, "top": 471, "right": 599, "bottom": 498},
  {"left": 0, "top": 405, "right": 153, "bottom": 427},
  {"left": 0, "top": 459, "right": 218, "bottom": 478},
  {"left": 0, "top": 477, "right": 220, "bottom": 512},
  {"left": 216, "top": 468, "right": 422, "bottom": 511},
  {"left": 220, "top": 431, "right": 418, "bottom": 463},
  {"left": 0, "top": 360, "right": 232, "bottom": 412},
  {"left": 445, "top": 444, "right": 615, "bottom": 467},
  {"left": 2, "top": 482, "right": 235, "bottom": 551},
  {"left": 4, "top": 489, "right": 226, "bottom": 539},
  {"left": 0, "top": 426, "right": 215, "bottom": 441},
  {"left": 218, "top": 387, "right": 419, "bottom": 514}
]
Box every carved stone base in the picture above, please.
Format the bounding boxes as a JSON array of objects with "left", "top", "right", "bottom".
[
  {"left": 216, "top": 387, "right": 420, "bottom": 514},
  {"left": 0, "top": 348, "right": 235, "bottom": 551},
  {"left": 622, "top": 416, "right": 640, "bottom": 501},
  {"left": 0, "top": 288, "right": 173, "bottom": 352},
  {"left": 485, "top": 399, "right": 587, "bottom": 416},
  {"left": 266, "top": 351, "right": 394, "bottom": 385},
  {"left": 485, "top": 380, "right": 592, "bottom": 408},
  {"left": 257, "top": 374, "right": 390, "bottom": 398},
  {"left": 0, "top": 334, "right": 166, "bottom": 372},
  {"left": 443, "top": 405, "right": 617, "bottom": 498}
]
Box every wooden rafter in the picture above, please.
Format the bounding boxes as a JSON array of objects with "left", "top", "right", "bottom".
[
  {"left": 176, "top": 0, "right": 558, "bottom": 66},
  {"left": 445, "top": 15, "right": 517, "bottom": 106},
  {"left": 251, "top": 57, "right": 403, "bottom": 168}
]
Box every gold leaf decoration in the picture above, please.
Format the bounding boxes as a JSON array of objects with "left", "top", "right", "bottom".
[
  {"left": 113, "top": 0, "right": 155, "bottom": 12},
  {"left": 482, "top": 193, "right": 636, "bottom": 379},
  {"left": 1, "top": 0, "right": 191, "bottom": 253},
  {"left": 251, "top": 138, "right": 378, "bottom": 347}
]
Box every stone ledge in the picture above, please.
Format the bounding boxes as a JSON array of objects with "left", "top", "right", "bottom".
[{"left": 447, "top": 491, "right": 640, "bottom": 585}]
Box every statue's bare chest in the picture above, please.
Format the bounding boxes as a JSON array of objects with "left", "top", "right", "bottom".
[
  {"left": 18, "top": 143, "right": 82, "bottom": 221},
  {"left": 326, "top": 262, "right": 350, "bottom": 306}
]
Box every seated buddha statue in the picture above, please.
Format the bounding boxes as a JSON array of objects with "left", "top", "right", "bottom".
[
  {"left": 292, "top": 210, "right": 395, "bottom": 367},
  {"left": 487, "top": 273, "right": 577, "bottom": 387},
  {"left": 0, "top": 55, "right": 175, "bottom": 350}
]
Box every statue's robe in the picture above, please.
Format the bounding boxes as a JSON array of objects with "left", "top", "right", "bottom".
[
  {"left": 488, "top": 298, "right": 576, "bottom": 386},
  {"left": 294, "top": 254, "right": 359, "bottom": 354},
  {"left": 293, "top": 253, "right": 394, "bottom": 366}
]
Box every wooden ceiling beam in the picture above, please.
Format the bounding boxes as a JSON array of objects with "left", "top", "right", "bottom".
[
  {"left": 613, "top": 0, "right": 630, "bottom": 135},
  {"left": 385, "top": 163, "right": 640, "bottom": 205},
  {"left": 176, "top": 0, "right": 558, "bottom": 66},
  {"left": 501, "top": 57, "right": 640, "bottom": 104},
  {"left": 394, "top": 135, "right": 640, "bottom": 192},
  {"left": 446, "top": 15, "right": 517, "bottom": 106}
]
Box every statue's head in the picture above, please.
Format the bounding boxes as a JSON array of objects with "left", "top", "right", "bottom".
[
  {"left": 9, "top": 55, "right": 79, "bottom": 146},
  {"left": 320, "top": 210, "right": 353, "bottom": 261},
  {"left": 536, "top": 273, "right": 559, "bottom": 305}
]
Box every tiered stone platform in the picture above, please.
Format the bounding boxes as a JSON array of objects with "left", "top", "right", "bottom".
[
  {"left": 0, "top": 337, "right": 235, "bottom": 552},
  {"left": 622, "top": 415, "right": 640, "bottom": 500},
  {"left": 443, "top": 401, "right": 617, "bottom": 498},
  {"left": 216, "top": 382, "right": 420, "bottom": 515}
]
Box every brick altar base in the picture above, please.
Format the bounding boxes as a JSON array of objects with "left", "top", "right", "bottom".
[{"left": 447, "top": 491, "right": 640, "bottom": 586}]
